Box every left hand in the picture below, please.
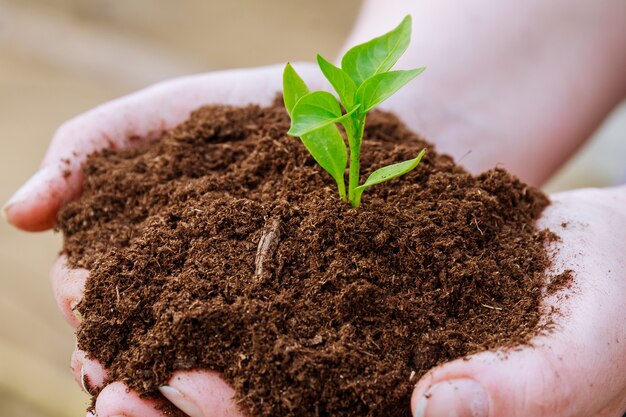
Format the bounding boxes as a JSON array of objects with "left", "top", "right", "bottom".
[{"left": 8, "top": 64, "right": 320, "bottom": 417}]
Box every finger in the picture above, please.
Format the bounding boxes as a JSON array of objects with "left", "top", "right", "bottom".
[
  {"left": 70, "top": 348, "right": 107, "bottom": 395},
  {"left": 411, "top": 188, "right": 626, "bottom": 417},
  {"left": 411, "top": 341, "right": 623, "bottom": 417},
  {"left": 411, "top": 347, "right": 570, "bottom": 417},
  {"left": 3, "top": 63, "right": 320, "bottom": 232},
  {"left": 159, "top": 370, "right": 242, "bottom": 417},
  {"left": 49, "top": 255, "right": 88, "bottom": 328},
  {"left": 95, "top": 381, "right": 169, "bottom": 417}
]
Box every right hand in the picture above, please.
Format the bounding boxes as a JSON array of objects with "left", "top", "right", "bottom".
[{"left": 410, "top": 186, "right": 626, "bottom": 417}]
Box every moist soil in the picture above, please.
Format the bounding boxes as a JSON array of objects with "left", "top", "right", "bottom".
[{"left": 59, "top": 99, "right": 561, "bottom": 417}]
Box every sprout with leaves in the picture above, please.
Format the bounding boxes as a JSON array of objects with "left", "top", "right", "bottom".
[{"left": 283, "top": 15, "right": 426, "bottom": 208}]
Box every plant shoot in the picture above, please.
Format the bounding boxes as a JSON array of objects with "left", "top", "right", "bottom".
[{"left": 283, "top": 15, "right": 425, "bottom": 208}]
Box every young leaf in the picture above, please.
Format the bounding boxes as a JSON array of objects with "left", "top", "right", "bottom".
[
  {"left": 355, "top": 149, "right": 426, "bottom": 195},
  {"left": 288, "top": 92, "right": 360, "bottom": 137},
  {"left": 287, "top": 91, "right": 341, "bottom": 136},
  {"left": 341, "top": 15, "right": 412, "bottom": 85},
  {"left": 316, "top": 54, "right": 357, "bottom": 109},
  {"left": 283, "top": 63, "right": 310, "bottom": 116},
  {"left": 300, "top": 125, "right": 348, "bottom": 199},
  {"left": 355, "top": 68, "right": 425, "bottom": 113},
  {"left": 284, "top": 66, "right": 347, "bottom": 199}
]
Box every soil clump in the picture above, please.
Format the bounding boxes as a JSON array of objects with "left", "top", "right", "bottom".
[{"left": 59, "top": 99, "right": 558, "bottom": 416}]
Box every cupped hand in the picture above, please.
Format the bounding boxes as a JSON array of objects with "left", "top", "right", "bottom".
[
  {"left": 411, "top": 186, "right": 626, "bottom": 417},
  {"left": 54, "top": 187, "right": 626, "bottom": 417},
  {"left": 8, "top": 63, "right": 328, "bottom": 416},
  {"left": 6, "top": 65, "right": 626, "bottom": 416},
  {"left": 56, "top": 257, "right": 242, "bottom": 417}
]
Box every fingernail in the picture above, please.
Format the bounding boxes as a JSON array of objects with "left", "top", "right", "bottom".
[
  {"left": 3, "top": 167, "right": 53, "bottom": 213},
  {"left": 159, "top": 385, "right": 203, "bottom": 417},
  {"left": 414, "top": 379, "right": 489, "bottom": 417},
  {"left": 79, "top": 365, "right": 92, "bottom": 394},
  {"left": 71, "top": 300, "right": 83, "bottom": 323},
  {"left": 414, "top": 394, "right": 427, "bottom": 417}
]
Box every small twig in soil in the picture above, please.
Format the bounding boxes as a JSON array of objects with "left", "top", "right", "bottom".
[
  {"left": 481, "top": 303, "right": 503, "bottom": 311},
  {"left": 358, "top": 349, "right": 377, "bottom": 358},
  {"left": 473, "top": 217, "right": 484, "bottom": 235},
  {"left": 254, "top": 218, "right": 282, "bottom": 278}
]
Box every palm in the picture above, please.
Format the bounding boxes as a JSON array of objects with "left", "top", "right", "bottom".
[{"left": 411, "top": 187, "right": 626, "bottom": 417}]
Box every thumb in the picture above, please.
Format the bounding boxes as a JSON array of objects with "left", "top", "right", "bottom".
[
  {"left": 411, "top": 343, "right": 574, "bottom": 417},
  {"left": 2, "top": 164, "right": 78, "bottom": 231},
  {"left": 411, "top": 339, "right": 626, "bottom": 417}
]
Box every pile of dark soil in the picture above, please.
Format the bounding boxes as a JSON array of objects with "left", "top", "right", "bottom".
[{"left": 58, "top": 99, "right": 559, "bottom": 417}]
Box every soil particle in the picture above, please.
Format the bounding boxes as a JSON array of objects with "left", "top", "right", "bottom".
[
  {"left": 546, "top": 270, "right": 574, "bottom": 295},
  {"left": 59, "top": 99, "right": 559, "bottom": 417}
]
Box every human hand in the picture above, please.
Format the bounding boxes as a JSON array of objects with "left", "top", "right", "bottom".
[
  {"left": 410, "top": 186, "right": 626, "bottom": 417},
  {"left": 50, "top": 185, "right": 626, "bottom": 417},
  {"left": 6, "top": 65, "right": 626, "bottom": 417},
  {"left": 7, "top": 64, "right": 327, "bottom": 416},
  {"left": 2, "top": 63, "right": 326, "bottom": 232}
]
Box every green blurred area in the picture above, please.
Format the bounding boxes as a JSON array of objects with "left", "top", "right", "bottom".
[{"left": 0, "top": 1, "right": 623, "bottom": 416}]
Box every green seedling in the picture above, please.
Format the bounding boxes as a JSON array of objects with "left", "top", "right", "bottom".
[{"left": 283, "top": 15, "right": 426, "bottom": 208}]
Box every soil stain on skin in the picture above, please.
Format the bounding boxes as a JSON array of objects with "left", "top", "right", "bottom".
[{"left": 59, "top": 100, "right": 558, "bottom": 417}]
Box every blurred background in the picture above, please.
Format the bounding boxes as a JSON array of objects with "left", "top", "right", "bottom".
[{"left": 0, "top": 1, "right": 624, "bottom": 416}]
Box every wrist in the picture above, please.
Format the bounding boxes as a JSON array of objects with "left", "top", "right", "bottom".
[{"left": 343, "top": 0, "right": 626, "bottom": 185}]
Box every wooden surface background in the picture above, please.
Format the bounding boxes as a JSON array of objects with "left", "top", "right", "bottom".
[{"left": 0, "top": 1, "right": 624, "bottom": 416}]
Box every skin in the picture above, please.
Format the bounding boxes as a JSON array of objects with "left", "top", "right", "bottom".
[{"left": 4, "top": 1, "right": 626, "bottom": 416}]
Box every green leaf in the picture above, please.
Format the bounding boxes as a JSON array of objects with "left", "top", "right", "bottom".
[
  {"left": 355, "top": 68, "right": 425, "bottom": 113},
  {"left": 355, "top": 149, "right": 426, "bottom": 194},
  {"left": 288, "top": 92, "right": 360, "bottom": 137},
  {"left": 316, "top": 54, "right": 357, "bottom": 109},
  {"left": 300, "top": 125, "right": 348, "bottom": 198},
  {"left": 287, "top": 91, "right": 341, "bottom": 136},
  {"left": 341, "top": 15, "right": 412, "bottom": 86},
  {"left": 283, "top": 63, "right": 310, "bottom": 116}
]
